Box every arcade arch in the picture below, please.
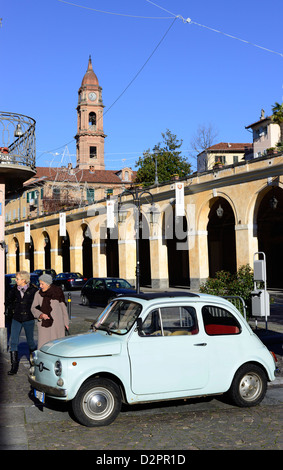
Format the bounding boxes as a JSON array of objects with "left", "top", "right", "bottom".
[
  {"left": 256, "top": 186, "right": 283, "bottom": 288},
  {"left": 207, "top": 197, "right": 237, "bottom": 277},
  {"left": 161, "top": 204, "right": 189, "bottom": 287}
]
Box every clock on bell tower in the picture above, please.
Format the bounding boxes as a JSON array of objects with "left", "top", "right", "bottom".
[{"left": 75, "top": 56, "right": 106, "bottom": 169}]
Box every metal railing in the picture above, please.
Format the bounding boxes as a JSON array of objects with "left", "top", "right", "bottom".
[
  {"left": 0, "top": 112, "right": 36, "bottom": 169},
  {"left": 222, "top": 296, "right": 247, "bottom": 319}
]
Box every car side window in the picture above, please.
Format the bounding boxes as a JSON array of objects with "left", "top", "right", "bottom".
[
  {"left": 202, "top": 305, "right": 241, "bottom": 335},
  {"left": 94, "top": 280, "right": 104, "bottom": 289},
  {"left": 139, "top": 306, "right": 198, "bottom": 336},
  {"left": 140, "top": 309, "right": 161, "bottom": 336}
]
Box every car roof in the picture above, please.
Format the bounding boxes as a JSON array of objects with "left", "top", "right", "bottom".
[
  {"left": 89, "top": 277, "right": 128, "bottom": 281},
  {"left": 116, "top": 291, "right": 240, "bottom": 309},
  {"left": 123, "top": 292, "right": 199, "bottom": 301}
]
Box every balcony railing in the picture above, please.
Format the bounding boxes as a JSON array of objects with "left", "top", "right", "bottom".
[{"left": 0, "top": 112, "right": 36, "bottom": 169}]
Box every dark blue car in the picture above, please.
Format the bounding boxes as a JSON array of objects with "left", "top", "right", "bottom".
[
  {"left": 81, "top": 277, "right": 136, "bottom": 306},
  {"left": 5, "top": 273, "right": 40, "bottom": 295}
]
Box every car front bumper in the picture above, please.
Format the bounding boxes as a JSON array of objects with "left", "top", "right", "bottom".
[{"left": 28, "top": 375, "right": 67, "bottom": 398}]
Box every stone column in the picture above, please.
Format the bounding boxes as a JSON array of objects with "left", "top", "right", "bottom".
[
  {"left": 92, "top": 240, "right": 107, "bottom": 277},
  {"left": 188, "top": 230, "right": 209, "bottom": 291},
  {"left": 235, "top": 223, "right": 258, "bottom": 269},
  {"left": 70, "top": 245, "right": 83, "bottom": 274},
  {"left": 149, "top": 235, "right": 169, "bottom": 289}
]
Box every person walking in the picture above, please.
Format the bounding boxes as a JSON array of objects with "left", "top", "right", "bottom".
[
  {"left": 5, "top": 271, "right": 38, "bottom": 375},
  {"left": 31, "top": 274, "right": 69, "bottom": 349}
]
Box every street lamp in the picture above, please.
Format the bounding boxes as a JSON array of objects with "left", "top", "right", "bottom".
[
  {"left": 153, "top": 147, "right": 159, "bottom": 186},
  {"left": 118, "top": 187, "right": 158, "bottom": 294},
  {"left": 14, "top": 122, "right": 24, "bottom": 138}
]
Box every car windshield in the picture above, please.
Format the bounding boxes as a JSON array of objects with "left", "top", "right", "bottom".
[
  {"left": 94, "top": 300, "right": 142, "bottom": 335},
  {"left": 105, "top": 279, "right": 132, "bottom": 289}
]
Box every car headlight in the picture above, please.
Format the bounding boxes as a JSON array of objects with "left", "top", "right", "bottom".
[
  {"left": 30, "top": 351, "right": 37, "bottom": 366},
  {"left": 54, "top": 360, "right": 62, "bottom": 376}
]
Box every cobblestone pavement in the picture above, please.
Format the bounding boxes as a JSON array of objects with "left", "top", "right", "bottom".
[
  {"left": 25, "top": 405, "right": 283, "bottom": 451},
  {"left": 1, "top": 301, "right": 283, "bottom": 451}
]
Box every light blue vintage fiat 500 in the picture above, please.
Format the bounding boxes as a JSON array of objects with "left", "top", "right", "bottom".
[{"left": 28, "top": 292, "right": 276, "bottom": 426}]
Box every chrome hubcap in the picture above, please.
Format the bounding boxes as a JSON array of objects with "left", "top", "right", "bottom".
[
  {"left": 239, "top": 372, "right": 262, "bottom": 401},
  {"left": 83, "top": 387, "right": 114, "bottom": 421}
]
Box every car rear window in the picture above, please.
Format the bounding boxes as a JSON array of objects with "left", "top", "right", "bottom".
[{"left": 202, "top": 305, "right": 241, "bottom": 335}]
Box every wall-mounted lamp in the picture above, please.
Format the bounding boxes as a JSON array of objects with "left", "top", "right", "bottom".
[
  {"left": 216, "top": 204, "right": 224, "bottom": 218},
  {"left": 269, "top": 195, "right": 278, "bottom": 210}
]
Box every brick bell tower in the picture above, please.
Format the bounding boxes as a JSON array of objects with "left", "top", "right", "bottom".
[{"left": 75, "top": 56, "right": 106, "bottom": 169}]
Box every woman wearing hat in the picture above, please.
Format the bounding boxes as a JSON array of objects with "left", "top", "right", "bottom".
[{"left": 31, "top": 274, "right": 69, "bottom": 349}]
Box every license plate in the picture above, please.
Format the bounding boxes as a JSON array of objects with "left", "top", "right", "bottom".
[{"left": 34, "top": 389, "right": 45, "bottom": 403}]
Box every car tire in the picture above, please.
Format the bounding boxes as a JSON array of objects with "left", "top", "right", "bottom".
[
  {"left": 72, "top": 377, "right": 122, "bottom": 427},
  {"left": 227, "top": 363, "right": 267, "bottom": 407},
  {"left": 81, "top": 295, "right": 89, "bottom": 306}
]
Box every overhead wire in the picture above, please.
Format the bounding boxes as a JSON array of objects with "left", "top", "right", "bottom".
[
  {"left": 38, "top": 9, "right": 178, "bottom": 162},
  {"left": 145, "top": 0, "right": 283, "bottom": 57},
  {"left": 57, "top": 0, "right": 172, "bottom": 18},
  {"left": 41, "top": 0, "right": 282, "bottom": 165},
  {"left": 58, "top": 0, "right": 283, "bottom": 57},
  {"left": 104, "top": 15, "right": 178, "bottom": 118}
]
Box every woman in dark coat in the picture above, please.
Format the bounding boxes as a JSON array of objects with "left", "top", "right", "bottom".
[{"left": 6, "top": 271, "right": 38, "bottom": 375}]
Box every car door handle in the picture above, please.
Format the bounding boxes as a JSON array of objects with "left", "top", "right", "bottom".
[{"left": 194, "top": 343, "right": 207, "bottom": 346}]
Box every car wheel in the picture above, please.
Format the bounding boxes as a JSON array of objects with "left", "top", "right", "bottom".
[
  {"left": 81, "top": 295, "right": 89, "bottom": 306},
  {"left": 227, "top": 363, "right": 267, "bottom": 407},
  {"left": 72, "top": 377, "right": 122, "bottom": 427}
]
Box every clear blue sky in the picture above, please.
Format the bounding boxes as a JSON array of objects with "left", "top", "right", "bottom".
[{"left": 1, "top": 0, "right": 282, "bottom": 171}]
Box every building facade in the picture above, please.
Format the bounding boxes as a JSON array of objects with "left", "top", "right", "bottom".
[
  {"left": 245, "top": 109, "right": 281, "bottom": 158},
  {"left": 4, "top": 62, "right": 283, "bottom": 290},
  {"left": 5, "top": 57, "right": 135, "bottom": 225},
  {"left": 197, "top": 142, "right": 253, "bottom": 172},
  {"left": 5, "top": 153, "right": 283, "bottom": 289}
]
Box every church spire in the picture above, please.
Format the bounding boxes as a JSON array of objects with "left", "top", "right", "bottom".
[{"left": 81, "top": 55, "right": 99, "bottom": 87}]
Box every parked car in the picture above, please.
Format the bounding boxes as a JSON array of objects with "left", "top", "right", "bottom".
[
  {"left": 30, "top": 274, "right": 40, "bottom": 288},
  {"left": 31, "top": 269, "right": 57, "bottom": 279},
  {"left": 29, "top": 292, "right": 277, "bottom": 427},
  {"left": 80, "top": 277, "right": 136, "bottom": 306},
  {"left": 5, "top": 273, "right": 40, "bottom": 295},
  {"left": 5, "top": 274, "right": 17, "bottom": 294},
  {"left": 53, "top": 272, "right": 88, "bottom": 291}
]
